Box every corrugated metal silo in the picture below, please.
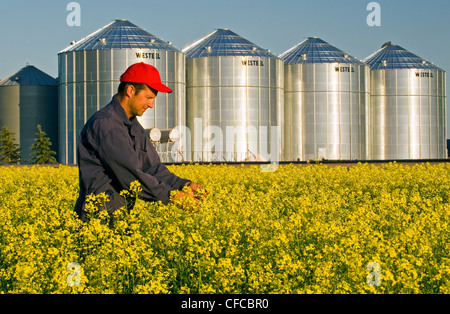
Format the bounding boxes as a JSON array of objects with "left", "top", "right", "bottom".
[
  {"left": 280, "top": 37, "right": 370, "bottom": 161},
  {"left": 58, "top": 19, "right": 185, "bottom": 164},
  {"left": 183, "top": 29, "right": 284, "bottom": 162},
  {"left": 0, "top": 65, "right": 58, "bottom": 163},
  {"left": 365, "top": 42, "right": 447, "bottom": 160}
]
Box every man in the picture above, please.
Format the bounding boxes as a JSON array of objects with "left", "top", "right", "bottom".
[{"left": 75, "top": 62, "right": 203, "bottom": 221}]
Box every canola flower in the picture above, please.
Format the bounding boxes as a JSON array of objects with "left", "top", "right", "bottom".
[{"left": 0, "top": 162, "right": 449, "bottom": 294}]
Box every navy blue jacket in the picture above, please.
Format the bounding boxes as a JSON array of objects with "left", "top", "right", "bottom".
[{"left": 74, "top": 95, "right": 190, "bottom": 221}]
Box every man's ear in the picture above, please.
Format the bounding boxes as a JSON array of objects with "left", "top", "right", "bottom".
[{"left": 126, "top": 84, "right": 135, "bottom": 98}]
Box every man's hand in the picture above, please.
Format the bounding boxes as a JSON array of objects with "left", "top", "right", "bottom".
[
  {"left": 170, "top": 182, "right": 208, "bottom": 211},
  {"left": 185, "top": 182, "right": 202, "bottom": 191},
  {"left": 171, "top": 189, "right": 198, "bottom": 202},
  {"left": 185, "top": 182, "right": 209, "bottom": 198}
]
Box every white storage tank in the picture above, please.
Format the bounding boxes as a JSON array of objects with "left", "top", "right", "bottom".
[
  {"left": 183, "top": 29, "right": 284, "bottom": 162},
  {"left": 365, "top": 42, "right": 447, "bottom": 160},
  {"left": 280, "top": 37, "right": 370, "bottom": 161},
  {"left": 0, "top": 65, "right": 58, "bottom": 163},
  {"left": 58, "top": 19, "right": 186, "bottom": 164}
]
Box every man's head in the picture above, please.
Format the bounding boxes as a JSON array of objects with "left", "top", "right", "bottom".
[
  {"left": 118, "top": 83, "right": 158, "bottom": 119},
  {"left": 118, "top": 63, "right": 172, "bottom": 119},
  {"left": 120, "top": 62, "right": 173, "bottom": 93}
]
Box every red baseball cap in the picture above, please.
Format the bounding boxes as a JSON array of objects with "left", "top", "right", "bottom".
[{"left": 120, "top": 62, "right": 173, "bottom": 93}]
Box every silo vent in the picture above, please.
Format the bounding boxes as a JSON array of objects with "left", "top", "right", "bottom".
[
  {"left": 150, "top": 39, "right": 155, "bottom": 44},
  {"left": 99, "top": 38, "right": 107, "bottom": 45},
  {"left": 382, "top": 60, "right": 387, "bottom": 66},
  {"left": 382, "top": 41, "right": 392, "bottom": 49},
  {"left": 205, "top": 46, "right": 212, "bottom": 53},
  {"left": 252, "top": 47, "right": 258, "bottom": 52},
  {"left": 301, "top": 54, "right": 307, "bottom": 61}
]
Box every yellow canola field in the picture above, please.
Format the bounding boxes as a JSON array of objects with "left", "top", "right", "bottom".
[{"left": 0, "top": 163, "right": 449, "bottom": 294}]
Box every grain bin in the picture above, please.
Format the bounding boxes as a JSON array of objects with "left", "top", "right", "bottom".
[
  {"left": 183, "top": 29, "right": 284, "bottom": 162},
  {"left": 58, "top": 19, "right": 185, "bottom": 164},
  {"left": 365, "top": 42, "right": 447, "bottom": 160},
  {"left": 0, "top": 65, "right": 58, "bottom": 163},
  {"left": 280, "top": 37, "right": 370, "bottom": 161}
]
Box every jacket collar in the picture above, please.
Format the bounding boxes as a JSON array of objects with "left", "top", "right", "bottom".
[{"left": 110, "top": 95, "right": 134, "bottom": 126}]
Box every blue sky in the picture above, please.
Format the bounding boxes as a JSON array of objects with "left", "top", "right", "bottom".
[{"left": 1, "top": 0, "right": 449, "bottom": 137}]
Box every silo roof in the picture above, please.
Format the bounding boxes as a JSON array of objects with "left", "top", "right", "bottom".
[
  {"left": 182, "top": 29, "right": 278, "bottom": 58},
  {"left": 0, "top": 65, "right": 58, "bottom": 86},
  {"left": 59, "top": 19, "right": 180, "bottom": 53},
  {"left": 364, "top": 42, "right": 443, "bottom": 70},
  {"left": 280, "top": 37, "right": 366, "bottom": 65}
]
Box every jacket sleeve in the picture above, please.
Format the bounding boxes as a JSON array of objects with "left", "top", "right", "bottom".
[
  {"left": 143, "top": 136, "right": 191, "bottom": 190},
  {"left": 90, "top": 119, "right": 179, "bottom": 205},
  {"left": 151, "top": 159, "right": 191, "bottom": 191}
]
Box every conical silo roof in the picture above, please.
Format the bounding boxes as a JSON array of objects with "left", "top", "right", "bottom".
[
  {"left": 280, "top": 37, "right": 366, "bottom": 65},
  {"left": 0, "top": 65, "right": 58, "bottom": 86},
  {"left": 182, "top": 29, "right": 277, "bottom": 58},
  {"left": 59, "top": 19, "right": 180, "bottom": 53},
  {"left": 364, "top": 42, "right": 443, "bottom": 70}
]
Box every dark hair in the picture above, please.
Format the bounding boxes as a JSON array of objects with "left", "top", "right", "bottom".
[{"left": 118, "top": 82, "right": 158, "bottom": 96}]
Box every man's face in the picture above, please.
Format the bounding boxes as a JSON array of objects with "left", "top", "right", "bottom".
[{"left": 127, "top": 85, "right": 158, "bottom": 118}]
